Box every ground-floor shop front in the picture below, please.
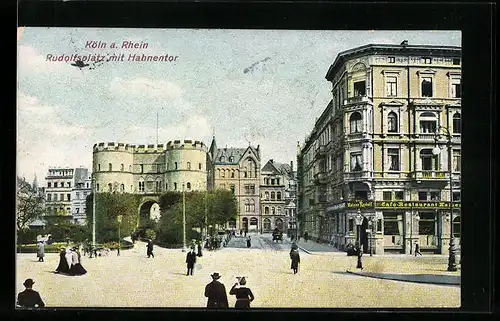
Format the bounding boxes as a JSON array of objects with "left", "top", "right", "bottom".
[{"left": 319, "top": 200, "right": 461, "bottom": 255}]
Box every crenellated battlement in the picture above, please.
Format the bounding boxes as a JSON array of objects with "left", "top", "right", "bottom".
[
  {"left": 93, "top": 139, "right": 206, "bottom": 154},
  {"left": 166, "top": 139, "right": 206, "bottom": 151}
]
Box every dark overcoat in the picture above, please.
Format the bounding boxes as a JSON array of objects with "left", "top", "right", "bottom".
[
  {"left": 17, "top": 289, "right": 45, "bottom": 308},
  {"left": 204, "top": 280, "right": 229, "bottom": 308},
  {"left": 290, "top": 250, "right": 300, "bottom": 270},
  {"left": 186, "top": 251, "right": 197, "bottom": 267}
]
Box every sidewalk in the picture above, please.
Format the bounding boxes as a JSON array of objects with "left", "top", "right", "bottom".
[
  {"left": 346, "top": 270, "right": 460, "bottom": 286},
  {"left": 287, "top": 238, "right": 342, "bottom": 255}
]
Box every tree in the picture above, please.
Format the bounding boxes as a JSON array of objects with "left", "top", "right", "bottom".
[{"left": 16, "top": 176, "right": 45, "bottom": 231}]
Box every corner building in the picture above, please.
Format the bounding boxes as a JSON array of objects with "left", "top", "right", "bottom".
[{"left": 298, "top": 42, "right": 461, "bottom": 255}]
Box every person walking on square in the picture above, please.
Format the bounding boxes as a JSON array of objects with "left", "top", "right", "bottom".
[
  {"left": 197, "top": 241, "right": 203, "bottom": 257},
  {"left": 204, "top": 273, "right": 229, "bottom": 309},
  {"left": 290, "top": 248, "right": 300, "bottom": 274},
  {"left": 17, "top": 279, "right": 45, "bottom": 308},
  {"left": 414, "top": 243, "right": 423, "bottom": 256},
  {"left": 36, "top": 240, "right": 45, "bottom": 262},
  {"left": 146, "top": 239, "right": 154, "bottom": 258},
  {"left": 55, "top": 247, "right": 70, "bottom": 274},
  {"left": 304, "top": 231, "right": 309, "bottom": 243},
  {"left": 68, "top": 247, "right": 87, "bottom": 276},
  {"left": 230, "top": 277, "right": 254, "bottom": 309},
  {"left": 186, "top": 248, "right": 197, "bottom": 276},
  {"left": 246, "top": 236, "right": 251, "bottom": 248}
]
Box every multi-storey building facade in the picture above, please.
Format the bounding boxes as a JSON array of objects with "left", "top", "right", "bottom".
[
  {"left": 260, "top": 159, "right": 293, "bottom": 233},
  {"left": 298, "top": 41, "right": 461, "bottom": 255},
  {"left": 207, "top": 138, "right": 261, "bottom": 232},
  {"left": 44, "top": 167, "right": 92, "bottom": 225}
]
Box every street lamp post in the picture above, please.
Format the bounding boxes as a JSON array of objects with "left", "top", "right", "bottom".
[
  {"left": 182, "top": 183, "right": 187, "bottom": 252},
  {"left": 117, "top": 215, "right": 122, "bottom": 256},
  {"left": 433, "top": 126, "right": 457, "bottom": 271},
  {"left": 368, "top": 217, "right": 373, "bottom": 256},
  {"left": 355, "top": 210, "right": 364, "bottom": 269}
]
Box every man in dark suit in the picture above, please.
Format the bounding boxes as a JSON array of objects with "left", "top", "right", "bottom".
[
  {"left": 146, "top": 239, "right": 154, "bottom": 258},
  {"left": 204, "top": 273, "right": 228, "bottom": 308},
  {"left": 186, "top": 248, "right": 197, "bottom": 276},
  {"left": 17, "top": 279, "right": 45, "bottom": 308}
]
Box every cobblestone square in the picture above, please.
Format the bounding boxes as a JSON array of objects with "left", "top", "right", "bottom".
[{"left": 15, "top": 234, "right": 460, "bottom": 308}]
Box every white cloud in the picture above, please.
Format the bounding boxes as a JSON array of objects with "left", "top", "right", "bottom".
[
  {"left": 18, "top": 45, "right": 69, "bottom": 74},
  {"left": 109, "top": 77, "right": 183, "bottom": 100}
]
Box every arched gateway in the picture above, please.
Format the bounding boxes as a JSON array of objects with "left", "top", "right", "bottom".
[{"left": 137, "top": 196, "right": 161, "bottom": 228}]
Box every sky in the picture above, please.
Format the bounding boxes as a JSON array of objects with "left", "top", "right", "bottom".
[{"left": 17, "top": 28, "right": 461, "bottom": 185}]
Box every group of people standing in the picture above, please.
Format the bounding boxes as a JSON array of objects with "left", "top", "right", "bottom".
[
  {"left": 55, "top": 246, "right": 87, "bottom": 276},
  {"left": 204, "top": 273, "right": 255, "bottom": 309}
]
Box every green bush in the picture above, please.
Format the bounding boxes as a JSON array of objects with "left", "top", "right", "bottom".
[{"left": 144, "top": 229, "right": 156, "bottom": 240}]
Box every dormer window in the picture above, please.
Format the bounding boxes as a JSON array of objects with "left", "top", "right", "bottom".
[{"left": 220, "top": 156, "right": 225, "bottom": 162}]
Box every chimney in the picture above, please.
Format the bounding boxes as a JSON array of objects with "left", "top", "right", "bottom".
[{"left": 400, "top": 40, "right": 408, "bottom": 46}]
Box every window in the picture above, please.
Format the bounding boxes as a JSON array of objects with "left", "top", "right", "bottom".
[
  {"left": 453, "top": 113, "right": 461, "bottom": 134},
  {"left": 165, "top": 183, "right": 168, "bottom": 191},
  {"left": 350, "top": 152, "right": 362, "bottom": 171},
  {"left": 277, "top": 191, "right": 282, "bottom": 200},
  {"left": 349, "top": 112, "right": 362, "bottom": 133},
  {"left": 229, "top": 156, "right": 234, "bottom": 162},
  {"left": 388, "top": 56, "right": 395, "bottom": 63},
  {"left": 47, "top": 182, "right": 51, "bottom": 188},
  {"left": 76, "top": 208, "right": 79, "bottom": 214},
  {"left": 231, "top": 171, "right": 235, "bottom": 178},
  {"left": 108, "top": 183, "right": 112, "bottom": 192},
  {"left": 418, "top": 191, "right": 427, "bottom": 201},
  {"left": 265, "top": 192, "right": 269, "bottom": 200},
  {"left": 199, "top": 163, "right": 202, "bottom": 170},
  {"left": 96, "top": 184, "right": 99, "bottom": 192},
  {"left": 174, "top": 162, "right": 178, "bottom": 170},
  {"left": 140, "top": 164, "right": 144, "bottom": 173},
  {"left": 348, "top": 219, "right": 354, "bottom": 232},
  {"left": 422, "top": 57, "right": 432, "bottom": 64},
  {"left": 121, "top": 184, "right": 125, "bottom": 192},
  {"left": 250, "top": 218, "right": 258, "bottom": 226},
  {"left": 386, "top": 76, "right": 397, "bottom": 96},
  {"left": 453, "top": 216, "right": 461, "bottom": 237},
  {"left": 220, "top": 156, "right": 225, "bottom": 162},
  {"left": 265, "top": 207, "right": 269, "bottom": 215},
  {"left": 264, "top": 218, "right": 271, "bottom": 230},
  {"left": 271, "top": 179, "right": 275, "bottom": 185},
  {"left": 453, "top": 58, "right": 460, "bottom": 65},
  {"left": 394, "top": 191, "right": 404, "bottom": 200},
  {"left": 230, "top": 184, "right": 235, "bottom": 194},
  {"left": 187, "top": 162, "right": 191, "bottom": 170},
  {"left": 54, "top": 182, "right": 58, "bottom": 188},
  {"left": 120, "top": 163, "right": 124, "bottom": 171},
  {"left": 388, "top": 148, "right": 400, "bottom": 170},
  {"left": 76, "top": 192, "right": 80, "bottom": 199},
  {"left": 354, "top": 190, "right": 368, "bottom": 200},
  {"left": 421, "top": 77, "right": 433, "bottom": 97},
  {"left": 383, "top": 191, "right": 392, "bottom": 201},
  {"left": 430, "top": 191, "right": 440, "bottom": 201},
  {"left": 109, "top": 163, "right": 112, "bottom": 171},
  {"left": 271, "top": 192, "right": 275, "bottom": 200},
  {"left": 353, "top": 81, "right": 366, "bottom": 97},
  {"left": 451, "top": 82, "right": 461, "bottom": 98},
  {"left": 187, "top": 182, "right": 191, "bottom": 190},
  {"left": 388, "top": 112, "right": 398, "bottom": 132},
  {"left": 139, "top": 182, "right": 145, "bottom": 192},
  {"left": 67, "top": 182, "right": 71, "bottom": 188},
  {"left": 419, "top": 212, "right": 436, "bottom": 235},
  {"left": 60, "top": 193, "right": 64, "bottom": 201},
  {"left": 98, "top": 164, "right": 101, "bottom": 171},
  {"left": 383, "top": 213, "right": 401, "bottom": 235},
  {"left": 420, "top": 149, "right": 437, "bottom": 171},
  {"left": 453, "top": 191, "right": 461, "bottom": 202},
  {"left": 47, "top": 194, "right": 52, "bottom": 201},
  {"left": 129, "top": 165, "right": 132, "bottom": 172},
  {"left": 173, "top": 182, "right": 177, "bottom": 191},
  {"left": 419, "top": 112, "right": 437, "bottom": 133},
  {"left": 221, "top": 169, "right": 225, "bottom": 178},
  {"left": 272, "top": 207, "right": 276, "bottom": 215},
  {"left": 453, "top": 149, "right": 461, "bottom": 171},
  {"left": 377, "top": 219, "right": 382, "bottom": 232}
]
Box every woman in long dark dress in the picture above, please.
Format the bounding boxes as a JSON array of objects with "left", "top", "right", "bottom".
[
  {"left": 55, "top": 247, "right": 70, "bottom": 274},
  {"left": 68, "top": 248, "right": 87, "bottom": 276},
  {"left": 229, "top": 277, "right": 254, "bottom": 309},
  {"left": 290, "top": 248, "right": 300, "bottom": 274}
]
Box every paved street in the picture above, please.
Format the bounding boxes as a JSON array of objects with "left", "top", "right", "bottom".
[{"left": 16, "top": 233, "right": 460, "bottom": 308}]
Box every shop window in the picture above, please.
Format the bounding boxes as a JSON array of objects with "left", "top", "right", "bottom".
[
  {"left": 354, "top": 190, "right": 368, "bottom": 200},
  {"left": 394, "top": 191, "right": 404, "bottom": 200},
  {"left": 383, "top": 191, "right": 392, "bottom": 201},
  {"left": 383, "top": 213, "right": 401, "bottom": 236},
  {"left": 418, "top": 212, "right": 436, "bottom": 235}
]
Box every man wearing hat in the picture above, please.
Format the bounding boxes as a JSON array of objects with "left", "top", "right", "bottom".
[
  {"left": 17, "top": 279, "right": 45, "bottom": 308},
  {"left": 204, "top": 273, "right": 229, "bottom": 308}
]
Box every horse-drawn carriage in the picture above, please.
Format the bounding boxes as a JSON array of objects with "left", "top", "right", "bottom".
[{"left": 272, "top": 228, "right": 283, "bottom": 243}]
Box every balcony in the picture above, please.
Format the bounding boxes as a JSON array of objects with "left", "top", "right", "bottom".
[
  {"left": 315, "top": 145, "right": 327, "bottom": 159},
  {"left": 345, "top": 95, "right": 372, "bottom": 106},
  {"left": 409, "top": 170, "right": 449, "bottom": 180},
  {"left": 344, "top": 171, "right": 373, "bottom": 181},
  {"left": 314, "top": 172, "right": 328, "bottom": 184}
]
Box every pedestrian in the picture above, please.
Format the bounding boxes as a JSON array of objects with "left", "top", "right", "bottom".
[
  {"left": 290, "top": 248, "right": 300, "bottom": 274},
  {"left": 68, "top": 247, "right": 87, "bottom": 276},
  {"left": 244, "top": 229, "right": 247, "bottom": 238},
  {"left": 36, "top": 240, "right": 45, "bottom": 262},
  {"left": 240, "top": 229, "right": 243, "bottom": 237},
  {"left": 146, "top": 239, "right": 154, "bottom": 258},
  {"left": 55, "top": 247, "right": 70, "bottom": 274},
  {"left": 229, "top": 277, "right": 255, "bottom": 309},
  {"left": 17, "top": 279, "right": 45, "bottom": 308},
  {"left": 356, "top": 244, "right": 363, "bottom": 270},
  {"left": 414, "top": 243, "right": 423, "bottom": 256},
  {"left": 304, "top": 231, "right": 309, "bottom": 243},
  {"left": 186, "top": 248, "right": 197, "bottom": 276},
  {"left": 246, "top": 236, "right": 251, "bottom": 248},
  {"left": 197, "top": 241, "right": 203, "bottom": 257},
  {"left": 204, "top": 272, "right": 229, "bottom": 309}
]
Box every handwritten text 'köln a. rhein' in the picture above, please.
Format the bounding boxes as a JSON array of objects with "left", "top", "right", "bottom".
[{"left": 45, "top": 40, "right": 179, "bottom": 63}]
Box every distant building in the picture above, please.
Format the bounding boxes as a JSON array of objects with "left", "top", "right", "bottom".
[
  {"left": 44, "top": 167, "right": 92, "bottom": 225},
  {"left": 298, "top": 41, "right": 461, "bottom": 254},
  {"left": 207, "top": 137, "right": 261, "bottom": 232},
  {"left": 260, "top": 159, "right": 296, "bottom": 233}
]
